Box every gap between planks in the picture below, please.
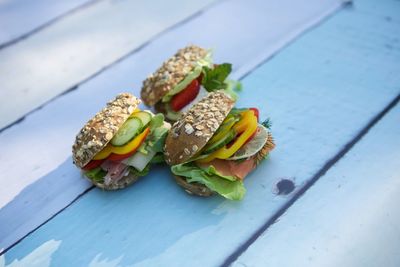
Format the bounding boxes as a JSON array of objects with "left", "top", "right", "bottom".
[
  {"left": 220, "top": 92, "right": 400, "bottom": 266},
  {"left": 0, "top": 0, "right": 223, "bottom": 254},
  {"left": 0, "top": 0, "right": 101, "bottom": 50},
  {"left": 0, "top": 0, "right": 222, "bottom": 133},
  {"left": 0, "top": 0, "right": 348, "bottom": 256},
  {"left": 0, "top": 0, "right": 351, "bottom": 256}
]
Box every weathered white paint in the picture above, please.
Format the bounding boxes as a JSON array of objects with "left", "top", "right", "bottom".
[
  {"left": 0, "top": 0, "right": 93, "bottom": 46},
  {"left": 0, "top": 0, "right": 343, "bottom": 251},
  {"left": 0, "top": 0, "right": 217, "bottom": 129},
  {"left": 3, "top": 0, "right": 400, "bottom": 265},
  {"left": 233, "top": 104, "right": 400, "bottom": 267}
]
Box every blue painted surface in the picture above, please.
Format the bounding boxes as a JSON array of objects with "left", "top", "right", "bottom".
[
  {"left": 3, "top": 0, "right": 400, "bottom": 266},
  {"left": 0, "top": 0, "right": 218, "bottom": 129},
  {"left": 0, "top": 0, "right": 341, "bottom": 251},
  {"left": 234, "top": 102, "right": 400, "bottom": 267},
  {"left": 0, "top": 0, "right": 93, "bottom": 45}
]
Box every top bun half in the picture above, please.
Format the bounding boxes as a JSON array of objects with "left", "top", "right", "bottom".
[
  {"left": 72, "top": 93, "right": 141, "bottom": 168},
  {"left": 141, "top": 45, "right": 208, "bottom": 106},
  {"left": 164, "top": 91, "right": 235, "bottom": 165}
]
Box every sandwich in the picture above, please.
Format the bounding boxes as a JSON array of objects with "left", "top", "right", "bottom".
[
  {"left": 72, "top": 93, "right": 170, "bottom": 190},
  {"left": 140, "top": 45, "right": 240, "bottom": 122},
  {"left": 164, "top": 91, "right": 275, "bottom": 200}
]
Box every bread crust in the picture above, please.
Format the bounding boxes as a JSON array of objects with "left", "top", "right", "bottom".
[
  {"left": 173, "top": 175, "right": 213, "bottom": 197},
  {"left": 164, "top": 91, "right": 235, "bottom": 165},
  {"left": 141, "top": 45, "right": 208, "bottom": 106},
  {"left": 174, "top": 133, "right": 275, "bottom": 197},
  {"left": 86, "top": 172, "right": 140, "bottom": 190},
  {"left": 72, "top": 93, "right": 141, "bottom": 168}
]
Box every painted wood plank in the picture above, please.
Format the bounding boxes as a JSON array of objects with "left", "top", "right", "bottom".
[
  {"left": 0, "top": 0, "right": 94, "bottom": 47},
  {"left": 0, "top": 0, "right": 343, "bottom": 252},
  {"left": 232, "top": 103, "right": 400, "bottom": 267},
  {"left": 0, "top": 0, "right": 218, "bottom": 129},
  {"left": 2, "top": 0, "right": 400, "bottom": 265}
]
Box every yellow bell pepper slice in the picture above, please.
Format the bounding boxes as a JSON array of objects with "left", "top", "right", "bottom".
[
  {"left": 206, "top": 115, "right": 237, "bottom": 146},
  {"left": 233, "top": 110, "right": 254, "bottom": 133},
  {"left": 197, "top": 111, "right": 258, "bottom": 163},
  {"left": 93, "top": 127, "right": 150, "bottom": 160},
  {"left": 129, "top": 108, "right": 141, "bottom": 117}
]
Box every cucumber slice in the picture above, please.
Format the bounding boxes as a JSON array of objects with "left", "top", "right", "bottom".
[
  {"left": 202, "top": 129, "right": 236, "bottom": 154},
  {"left": 111, "top": 118, "right": 143, "bottom": 146},
  {"left": 132, "top": 111, "right": 152, "bottom": 127}
]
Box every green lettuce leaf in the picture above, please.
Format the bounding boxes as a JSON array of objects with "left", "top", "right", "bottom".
[
  {"left": 198, "top": 165, "right": 237, "bottom": 181},
  {"left": 150, "top": 153, "right": 165, "bottom": 164},
  {"left": 201, "top": 63, "right": 232, "bottom": 92},
  {"left": 139, "top": 114, "right": 169, "bottom": 155},
  {"left": 148, "top": 127, "right": 168, "bottom": 153},
  {"left": 129, "top": 164, "right": 150, "bottom": 177},
  {"left": 223, "top": 79, "right": 241, "bottom": 101},
  {"left": 149, "top": 113, "right": 164, "bottom": 131},
  {"left": 84, "top": 167, "right": 106, "bottom": 183},
  {"left": 171, "top": 163, "right": 246, "bottom": 200}
]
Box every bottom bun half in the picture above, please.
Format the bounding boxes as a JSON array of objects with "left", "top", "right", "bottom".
[
  {"left": 85, "top": 172, "right": 140, "bottom": 190},
  {"left": 173, "top": 175, "right": 214, "bottom": 197}
]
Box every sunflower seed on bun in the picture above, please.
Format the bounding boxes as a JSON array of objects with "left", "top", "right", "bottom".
[
  {"left": 141, "top": 45, "right": 208, "bottom": 106},
  {"left": 72, "top": 93, "right": 141, "bottom": 168},
  {"left": 164, "top": 91, "right": 235, "bottom": 165}
]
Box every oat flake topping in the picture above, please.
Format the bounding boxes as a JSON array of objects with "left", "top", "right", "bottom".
[
  {"left": 141, "top": 45, "right": 208, "bottom": 106},
  {"left": 72, "top": 93, "right": 141, "bottom": 168},
  {"left": 164, "top": 91, "right": 235, "bottom": 165}
]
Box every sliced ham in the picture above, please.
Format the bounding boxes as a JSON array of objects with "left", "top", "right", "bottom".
[
  {"left": 101, "top": 160, "right": 129, "bottom": 186},
  {"left": 197, "top": 158, "right": 256, "bottom": 180}
]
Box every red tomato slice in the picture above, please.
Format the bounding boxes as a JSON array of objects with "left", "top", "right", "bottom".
[
  {"left": 107, "top": 148, "right": 138, "bottom": 162},
  {"left": 249, "top": 108, "right": 259, "bottom": 121},
  {"left": 82, "top": 159, "right": 104, "bottom": 171},
  {"left": 170, "top": 79, "right": 200, "bottom": 111}
]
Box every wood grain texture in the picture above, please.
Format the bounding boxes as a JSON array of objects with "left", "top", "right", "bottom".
[
  {"left": 0, "top": 0, "right": 94, "bottom": 46},
  {"left": 233, "top": 102, "right": 400, "bottom": 267},
  {"left": 3, "top": 0, "right": 400, "bottom": 265},
  {"left": 0, "top": 0, "right": 343, "bottom": 252},
  {"left": 0, "top": 0, "right": 217, "bottom": 129}
]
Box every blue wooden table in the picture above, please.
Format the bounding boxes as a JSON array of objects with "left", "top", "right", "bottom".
[{"left": 1, "top": 0, "right": 399, "bottom": 266}]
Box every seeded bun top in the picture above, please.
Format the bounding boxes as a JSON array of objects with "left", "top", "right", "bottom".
[
  {"left": 141, "top": 45, "right": 208, "bottom": 106},
  {"left": 164, "top": 92, "right": 235, "bottom": 165},
  {"left": 72, "top": 93, "right": 141, "bottom": 168}
]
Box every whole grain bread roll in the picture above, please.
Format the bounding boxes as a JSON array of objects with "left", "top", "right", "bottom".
[
  {"left": 72, "top": 93, "right": 141, "bottom": 168},
  {"left": 164, "top": 91, "right": 235, "bottom": 165},
  {"left": 173, "top": 175, "right": 213, "bottom": 197},
  {"left": 141, "top": 45, "right": 208, "bottom": 106}
]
